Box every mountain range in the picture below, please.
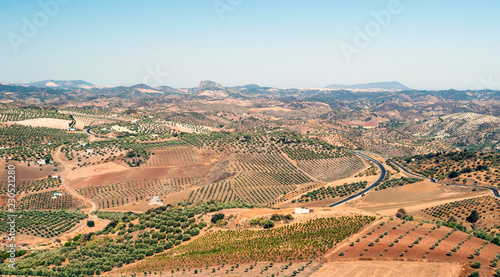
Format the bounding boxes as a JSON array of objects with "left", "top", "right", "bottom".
[
  {"left": 27, "top": 80, "right": 96, "bottom": 89},
  {"left": 1, "top": 80, "right": 499, "bottom": 112},
  {"left": 325, "top": 81, "right": 411, "bottom": 91},
  {"left": 17, "top": 80, "right": 412, "bottom": 92}
]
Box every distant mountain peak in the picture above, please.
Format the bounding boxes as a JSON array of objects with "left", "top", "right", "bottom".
[
  {"left": 198, "top": 80, "right": 226, "bottom": 91},
  {"left": 27, "top": 80, "right": 95, "bottom": 89},
  {"left": 130, "top": 83, "right": 154, "bottom": 90},
  {"left": 325, "top": 81, "right": 411, "bottom": 91},
  {"left": 196, "top": 80, "right": 246, "bottom": 99}
]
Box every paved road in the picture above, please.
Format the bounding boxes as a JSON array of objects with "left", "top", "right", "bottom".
[
  {"left": 386, "top": 158, "right": 428, "bottom": 180},
  {"left": 86, "top": 127, "right": 96, "bottom": 136},
  {"left": 329, "top": 151, "right": 387, "bottom": 207},
  {"left": 363, "top": 151, "right": 500, "bottom": 199}
]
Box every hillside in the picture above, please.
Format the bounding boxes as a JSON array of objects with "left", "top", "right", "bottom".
[{"left": 409, "top": 112, "right": 500, "bottom": 151}]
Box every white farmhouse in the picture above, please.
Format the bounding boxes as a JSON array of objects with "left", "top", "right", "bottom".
[{"left": 295, "top": 208, "right": 313, "bottom": 214}]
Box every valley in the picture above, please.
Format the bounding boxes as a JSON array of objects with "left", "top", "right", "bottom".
[{"left": 1, "top": 81, "right": 500, "bottom": 276}]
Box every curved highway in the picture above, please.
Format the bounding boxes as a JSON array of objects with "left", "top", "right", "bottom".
[
  {"left": 329, "top": 151, "right": 387, "bottom": 207},
  {"left": 362, "top": 151, "right": 500, "bottom": 199},
  {"left": 86, "top": 127, "right": 96, "bottom": 136}
]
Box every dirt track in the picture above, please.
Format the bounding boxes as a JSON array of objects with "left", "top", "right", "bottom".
[{"left": 29, "top": 146, "right": 102, "bottom": 248}]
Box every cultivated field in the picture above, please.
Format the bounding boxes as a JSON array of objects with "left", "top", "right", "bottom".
[
  {"left": 0, "top": 210, "right": 87, "bottom": 240},
  {"left": 188, "top": 152, "right": 314, "bottom": 205},
  {"left": 395, "top": 151, "right": 500, "bottom": 187},
  {"left": 296, "top": 156, "right": 365, "bottom": 182},
  {"left": 327, "top": 217, "right": 500, "bottom": 276},
  {"left": 77, "top": 176, "right": 202, "bottom": 209},
  {"left": 127, "top": 216, "right": 375, "bottom": 273},
  {"left": 144, "top": 147, "right": 203, "bottom": 167},
  {"left": 1, "top": 96, "right": 499, "bottom": 277},
  {"left": 419, "top": 196, "right": 500, "bottom": 230}
]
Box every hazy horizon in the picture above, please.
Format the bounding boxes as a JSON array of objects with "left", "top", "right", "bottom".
[{"left": 2, "top": 0, "right": 500, "bottom": 90}]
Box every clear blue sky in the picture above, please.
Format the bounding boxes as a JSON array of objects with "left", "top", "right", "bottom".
[{"left": 1, "top": 0, "right": 499, "bottom": 90}]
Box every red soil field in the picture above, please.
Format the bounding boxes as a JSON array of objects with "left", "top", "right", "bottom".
[
  {"left": 67, "top": 161, "right": 210, "bottom": 189},
  {"left": 327, "top": 218, "right": 500, "bottom": 276}
]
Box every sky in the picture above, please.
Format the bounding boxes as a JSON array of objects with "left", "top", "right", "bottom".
[{"left": 1, "top": 0, "right": 499, "bottom": 90}]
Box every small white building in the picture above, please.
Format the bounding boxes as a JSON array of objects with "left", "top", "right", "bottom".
[
  {"left": 67, "top": 128, "right": 75, "bottom": 131},
  {"left": 151, "top": 196, "right": 160, "bottom": 202},
  {"left": 53, "top": 192, "right": 63, "bottom": 197},
  {"left": 37, "top": 160, "right": 46, "bottom": 165},
  {"left": 295, "top": 208, "right": 313, "bottom": 214},
  {"left": 86, "top": 149, "right": 94, "bottom": 154},
  {"left": 52, "top": 176, "right": 59, "bottom": 179}
]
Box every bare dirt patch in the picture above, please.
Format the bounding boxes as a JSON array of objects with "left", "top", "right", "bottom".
[
  {"left": 0, "top": 234, "right": 47, "bottom": 247},
  {"left": 13, "top": 118, "right": 72, "bottom": 129},
  {"left": 249, "top": 107, "right": 293, "bottom": 112},
  {"left": 352, "top": 180, "right": 487, "bottom": 216},
  {"left": 311, "top": 260, "right": 462, "bottom": 277},
  {"left": 0, "top": 161, "right": 64, "bottom": 180},
  {"left": 67, "top": 161, "right": 210, "bottom": 189}
]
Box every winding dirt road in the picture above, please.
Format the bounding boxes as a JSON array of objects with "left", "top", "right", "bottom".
[{"left": 30, "top": 146, "right": 99, "bottom": 248}]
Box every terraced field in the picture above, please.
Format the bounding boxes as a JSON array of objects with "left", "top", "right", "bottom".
[
  {"left": 145, "top": 147, "right": 203, "bottom": 167},
  {"left": 296, "top": 156, "right": 365, "bottom": 182},
  {"left": 77, "top": 177, "right": 203, "bottom": 209},
  {"left": 188, "top": 153, "right": 312, "bottom": 205}
]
